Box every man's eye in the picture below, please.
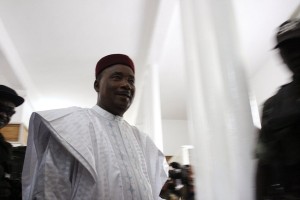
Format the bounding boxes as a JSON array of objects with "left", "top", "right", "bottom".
[
  {"left": 128, "top": 79, "right": 135, "bottom": 84},
  {"left": 112, "top": 75, "right": 122, "bottom": 79}
]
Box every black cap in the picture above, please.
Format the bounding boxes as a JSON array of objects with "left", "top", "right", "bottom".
[
  {"left": 275, "top": 19, "right": 300, "bottom": 48},
  {"left": 0, "top": 85, "right": 24, "bottom": 106}
]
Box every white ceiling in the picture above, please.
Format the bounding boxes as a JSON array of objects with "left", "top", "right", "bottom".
[{"left": 0, "top": 0, "right": 299, "bottom": 122}]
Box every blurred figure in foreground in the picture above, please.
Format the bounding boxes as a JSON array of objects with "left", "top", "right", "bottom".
[
  {"left": 0, "top": 85, "right": 24, "bottom": 200},
  {"left": 256, "top": 19, "right": 300, "bottom": 200},
  {"left": 160, "top": 162, "right": 194, "bottom": 200}
]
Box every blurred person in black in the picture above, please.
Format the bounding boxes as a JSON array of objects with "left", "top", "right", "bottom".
[
  {"left": 0, "top": 85, "right": 24, "bottom": 200},
  {"left": 256, "top": 19, "right": 300, "bottom": 200}
]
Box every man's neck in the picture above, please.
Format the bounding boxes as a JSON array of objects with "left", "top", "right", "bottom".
[{"left": 97, "top": 104, "right": 124, "bottom": 117}]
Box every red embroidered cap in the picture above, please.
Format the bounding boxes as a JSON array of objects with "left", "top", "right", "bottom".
[{"left": 95, "top": 54, "right": 135, "bottom": 78}]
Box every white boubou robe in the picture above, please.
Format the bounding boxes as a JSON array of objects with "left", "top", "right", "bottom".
[{"left": 22, "top": 106, "right": 168, "bottom": 200}]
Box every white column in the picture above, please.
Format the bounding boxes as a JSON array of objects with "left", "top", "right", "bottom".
[
  {"left": 180, "top": 0, "right": 256, "bottom": 199},
  {"left": 136, "top": 64, "right": 164, "bottom": 152},
  {"left": 181, "top": 145, "right": 194, "bottom": 165},
  {"left": 150, "top": 64, "right": 164, "bottom": 151}
]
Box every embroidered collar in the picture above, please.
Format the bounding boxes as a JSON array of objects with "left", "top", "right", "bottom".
[{"left": 91, "top": 105, "right": 123, "bottom": 121}]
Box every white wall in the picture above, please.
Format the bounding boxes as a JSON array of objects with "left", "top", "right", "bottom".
[{"left": 162, "top": 119, "right": 190, "bottom": 156}]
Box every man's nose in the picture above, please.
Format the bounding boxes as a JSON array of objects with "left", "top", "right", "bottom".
[{"left": 121, "top": 80, "right": 132, "bottom": 89}]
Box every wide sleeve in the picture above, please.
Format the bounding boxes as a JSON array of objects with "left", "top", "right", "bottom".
[
  {"left": 32, "top": 135, "right": 77, "bottom": 199},
  {"left": 22, "top": 112, "right": 47, "bottom": 199},
  {"left": 22, "top": 113, "right": 78, "bottom": 200}
]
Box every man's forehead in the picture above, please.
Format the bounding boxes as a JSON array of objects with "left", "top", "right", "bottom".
[{"left": 104, "top": 64, "right": 135, "bottom": 75}]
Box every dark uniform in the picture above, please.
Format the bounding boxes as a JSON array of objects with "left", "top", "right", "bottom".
[
  {"left": 256, "top": 81, "right": 300, "bottom": 199},
  {"left": 0, "top": 133, "right": 12, "bottom": 199}
]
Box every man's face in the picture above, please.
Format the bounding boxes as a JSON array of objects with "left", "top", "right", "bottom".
[
  {"left": 279, "top": 39, "right": 300, "bottom": 76},
  {"left": 0, "top": 99, "right": 16, "bottom": 129},
  {"left": 94, "top": 64, "right": 135, "bottom": 116}
]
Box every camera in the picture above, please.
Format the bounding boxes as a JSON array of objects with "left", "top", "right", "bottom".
[{"left": 160, "top": 162, "right": 194, "bottom": 200}]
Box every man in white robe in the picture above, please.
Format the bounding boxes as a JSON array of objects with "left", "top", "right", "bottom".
[{"left": 22, "top": 54, "right": 168, "bottom": 200}]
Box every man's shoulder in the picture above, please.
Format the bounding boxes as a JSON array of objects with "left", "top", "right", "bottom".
[
  {"left": 36, "top": 106, "right": 83, "bottom": 115},
  {"left": 263, "top": 82, "right": 292, "bottom": 107},
  {"left": 263, "top": 95, "right": 276, "bottom": 108},
  {"left": 34, "top": 106, "right": 87, "bottom": 122}
]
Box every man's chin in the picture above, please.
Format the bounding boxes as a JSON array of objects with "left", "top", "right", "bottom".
[
  {"left": 116, "top": 102, "right": 131, "bottom": 112},
  {"left": 116, "top": 96, "right": 132, "bottom": 105}
]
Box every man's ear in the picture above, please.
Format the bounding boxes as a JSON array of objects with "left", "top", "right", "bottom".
[{"left": 94, "top": 79, "right": 100, "bottom": 92}]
